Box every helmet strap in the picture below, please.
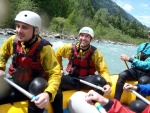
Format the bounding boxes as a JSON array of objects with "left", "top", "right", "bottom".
[
  {"left": 24, "top": 27, "right": 37, "bottom": 48},
  {"left": 76, "top": 43, "right": 81, "bottom": 52}
]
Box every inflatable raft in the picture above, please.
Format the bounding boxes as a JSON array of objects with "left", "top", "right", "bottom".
[{"left": 0, "top": 75, "right": 149, "bottom": 113}]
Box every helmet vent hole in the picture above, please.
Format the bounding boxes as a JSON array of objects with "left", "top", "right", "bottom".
[{"left": 24, "top": 14, "right": 27, "bottom": 17}]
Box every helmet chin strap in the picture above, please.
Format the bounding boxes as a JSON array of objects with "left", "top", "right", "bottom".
[
  {"left": 24, "top": 27, "right": 37, "bottom": 48},
  {"left": 77, "top": 43, "right": 81, "bottom": 52}
]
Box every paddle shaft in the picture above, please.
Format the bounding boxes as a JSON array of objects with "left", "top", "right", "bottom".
[
  {"left": 73, "top": 77, "right": 104, "bottom": 91},
  {"left": 94, "top": 102, "right": 107, "bottom": 113},
  {"left": 4, "top": 77, "right": 38, "bottom": 100},
  {"left": 124, "top": 61, "right": 129, "bottom": 69},
  {"left": 131, "top": 90, "right": 150, "bottom": 105}
]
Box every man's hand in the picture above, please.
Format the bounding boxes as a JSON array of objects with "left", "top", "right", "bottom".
[
  {"left": 85, "top": 90, "right": 109, "bottom": 106},
  {"left": 123, "top": 83, "right": 137, "bottom": 92},
  {"left": 103, "top": 84, "right": 111, "bottom": 95},
  {"left": 120, "top": 54, "right": 130, "bottom": 61},
  {"left": 31, "top": 92, "right": 49, "bottom": 109}
]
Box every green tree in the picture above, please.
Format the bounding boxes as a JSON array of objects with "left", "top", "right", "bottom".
[
  {"left": 2, "top": 0, "right": 39, "bottom": 28},
  {"left": 93, "top": 8, "right": 109, "bottom": 27},
  {"left": 32, "top": 0, "right": 71, "bottom": 18},
  {"left": 49, "top": 17, "right": 66, "bottom": 33}
]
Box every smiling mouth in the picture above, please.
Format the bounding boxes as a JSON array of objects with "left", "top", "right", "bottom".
[
  {"left": 18, "top": 35, "right": 24, "bottom": 38},
  {"left": 81, "top": 41, "right": 86, "bottom": 44}
]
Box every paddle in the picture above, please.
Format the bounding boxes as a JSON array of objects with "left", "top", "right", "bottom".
[
  {"left": 73, "top": 77, "right": 104, "bottom": 91},
  {"left": 124, "top": 60, "right": 129, "bottom": 69},
  {"left": 73, "top": 77, "right": 107, "bottom": 113},
  {"left": 124, "top": 61, "right": 150, "bottom": 105},
  {"left": 4, "top": 77, "right": 38, "bottom": 101},
  {"left": 131, "top": 89, "right": 150, "bottom": 105},
  {"left": 94, "top": 101, "right": 107, "bottom": 113}
]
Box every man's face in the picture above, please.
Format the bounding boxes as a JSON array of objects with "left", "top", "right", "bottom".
[
  {"left": 15, "top": 21, "right": 33, "bottom": 42},
  {"left": 79, "top": 33, "right": 92, "bottom": 49}
]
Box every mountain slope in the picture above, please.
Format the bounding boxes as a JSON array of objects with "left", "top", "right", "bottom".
[{"left": 91, "top": 0, "right": 142, "bottom": 25}]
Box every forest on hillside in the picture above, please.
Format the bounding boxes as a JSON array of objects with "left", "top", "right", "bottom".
[{"left": 0, "top": 0, "right": 149, "bottom": 45}]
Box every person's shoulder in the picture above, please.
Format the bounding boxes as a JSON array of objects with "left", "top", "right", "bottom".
[
  {"left": 92, "top": 48, "right": 102, "bottom": 57},
  {"left": 6, "top": 35, "right": 16, "bottom": 42},
  {"left": 64, "top": 43, "right": 72, "bottom": 46},
  {"left": 137, "top": 42, "right": 145, "bottom": 47},
  {"left": 90, "top": 45, "right": 97, "bottom": 50},
  {"left": 8, "top": 35, "right": 16, "bottom": 39},
  {"left": 140, "top": 42, "right": 148, "bottom": 46},
  {"left": 59, "top": 43, "right": 72, "bottom": 49}
]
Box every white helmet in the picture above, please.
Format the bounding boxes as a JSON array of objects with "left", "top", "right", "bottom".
[
  {"left": 15, "top": 10, "right": 42, "bottom": 30},
  {"left": 79, "top": 27, "right": 94, "bottom": 38}
]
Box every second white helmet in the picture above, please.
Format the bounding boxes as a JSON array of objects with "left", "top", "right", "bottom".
[
  {"left": 79, "top": 27, "right": 94, "bottom": 38},
  {"left": 15, "top": 10, "right": 42, "bottom": 30}
]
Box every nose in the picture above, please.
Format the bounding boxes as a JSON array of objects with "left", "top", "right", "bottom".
[
  {"left": 17, "top": 27, "right": 22, "bottom": 32},
  {"left": 16, "top": 26, "right": 22, "bottom": 33},
  {"left": 81, "top": 35, "right": 86, "bottom": 39}
]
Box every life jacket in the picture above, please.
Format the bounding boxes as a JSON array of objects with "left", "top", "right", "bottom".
[
  {"left": 136, "top": 43, "right": 150, "bottom": 72},
  {"left": 8, "top": 37, "right": 51, "bottom": 88},
  {"left": 66, "top": 44, "right": 96, "bottom": 77},
  {"left": 137, "top": 43, "right": 150, "bottom": 61}
]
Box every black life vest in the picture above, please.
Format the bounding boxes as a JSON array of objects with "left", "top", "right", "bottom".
[{"left": 137, "top": 43, "right": 150, "bottom": 61}]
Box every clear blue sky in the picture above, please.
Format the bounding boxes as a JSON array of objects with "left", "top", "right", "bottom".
[{"left": 112, "top": 0, "right": 150, "bottom": 28}]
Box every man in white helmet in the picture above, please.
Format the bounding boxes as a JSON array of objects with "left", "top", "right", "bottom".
[
  {"left": 0, "top": 10, "right": 62, "bottom": 113},
  {"left": 55, "top": 26, "right": 112, "bottom": 111}
]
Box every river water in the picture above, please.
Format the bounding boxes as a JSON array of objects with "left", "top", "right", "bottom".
[{"left": 0, "top": 34, "right": 137, "bottom": 75}]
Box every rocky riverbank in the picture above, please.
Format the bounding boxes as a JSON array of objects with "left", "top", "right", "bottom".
[
  {"left": 0, "top": 28, "right": 16, "bottom": 36},
  {"left": 0, "top": 28, "right": 136, "bottom": 47}
]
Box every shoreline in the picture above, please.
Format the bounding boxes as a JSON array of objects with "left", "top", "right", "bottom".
[{"left": 0, "top": 28, "right": 137, "bottom": 47}]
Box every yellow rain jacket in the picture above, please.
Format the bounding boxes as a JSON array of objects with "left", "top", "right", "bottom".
[
  {"left": 55, "top": 43, "right": 112, "bottom": 85},
  {"left": 0, "top": 35, "right": 61, "bottom": 102}
]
